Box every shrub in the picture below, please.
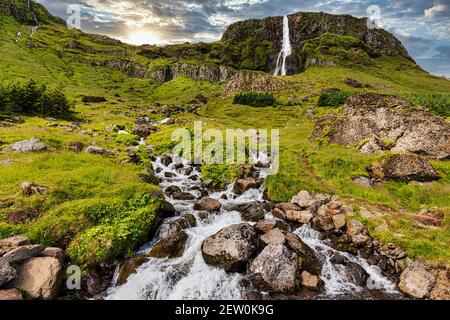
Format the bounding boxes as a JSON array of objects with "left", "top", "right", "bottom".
[
  {"left": 233, "top": 92, "right": 277, "bottom": 108},
  {"left": 405, "top": 93, "right": 450, "bottom": 118},
  {"left": 0, "top": 80, "right": 73, "bottom": 117},
  {"left": 318, "top": 91, "right": 352, "bottom": 107}
]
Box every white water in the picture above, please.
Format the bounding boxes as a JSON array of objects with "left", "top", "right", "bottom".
[
  {"left": 106, "top": 153, "right": 400, "bottom": 300},
  {"left": 273, "top": 15, "right": 292, "bottom": 76}
]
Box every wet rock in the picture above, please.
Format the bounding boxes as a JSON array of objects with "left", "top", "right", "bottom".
[
  {"left": 173, "top": 192, "right": 196, "bottom": 201},
  {"left": 301, "top": 271, "right": 324, "bottom": 291},
  {"left": 249, "top": 244, "right": 298, "bottom": 292},
  {"left": 201, "top": 224, "right": 257, "bottom": 272},
  {"left": 148, "top": 231, "right": 189, "bottom": 259},
  {"left": 233, "top": 178, "right": 261, "bottom": 195},
  {"left": 344, "top": 262, "right": 370, "bottom": 287},
  {"left": 116, "top": 256, "right": 148, "bottom": 286},
  {"left": 260, "top": 228, "right": 286, "bottom": 246},
  {"left": 160, "top": 154, "right": 173, "bottom": 166},
  {"left": 284, "top": 232, "right": 322, "bottom": 275},
  {"left": 3, "top": 244, "right": 44, "bottom": 264},
  {"left": 21, "top": 182, "right": 47, "bottom": 196},
  {"left": 0, "top": 235, "right": 30, "bottom": 256},
  {"left": 398, "top": 262, "right": 436, "bottom": 299},
  {"left": 10, "top": 257, "right": 62, "bottom": 300},
  {"left": 165, "top": 186, "right": 182, "bottom": 197},
  {"left": 0, "top": 257, "right": 16, "bottom": 286},
  {"left": 234, "top": 202, "right": 265, "bottom": 222},
  {"left": 0, "top": 288, "right": 23, "bottom": 300},
  {"left": 368, "top": 154, "right": 441, "bottom": 182},
  {"left": 3, "top": 137, "right": 47, "bottom": 153},
  {"left": 86, "top": 146, "right": 113, "bottom": 156},
  {"left": 194, "top": 197, "right": 221, "bottom": 212},
  {"left": 82, "top": 267, "right": 114, "bottom": 298}
]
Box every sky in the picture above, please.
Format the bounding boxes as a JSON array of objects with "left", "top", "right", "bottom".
[{"left": 36, "top": 0, "right": 450, "bottom": 77}]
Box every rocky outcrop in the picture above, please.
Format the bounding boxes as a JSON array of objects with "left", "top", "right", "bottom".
[
  {"left": 367, "top": 154, "right": 441, "bottom": 182},
  {"left": 9, "top": 257, "right": 62, "bottom": 300},
  {"left": 3, "top": 137, "right": 47, "bottom": 153},
  {"left": 249, "top": 244, "right": 298, "bottom": 292},
  {"left": 398, "top": 262, "right": 436, "bottom": 299},
  {"left": 225, "top": 71, "right": 295, "bottom": 94},
  {"left": 312, "top": 94, "right": 450, "bottom": 160},
  {"left": 201, "top": 224, "right": 257, "bottom": 272}
]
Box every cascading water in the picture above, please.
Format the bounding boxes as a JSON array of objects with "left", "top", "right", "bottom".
[
  {"left": 273, "top": 15, "right": 292, "bottom": 76},
  {"left": 106, "top": 152, "right": 401, "bottom": 300}
]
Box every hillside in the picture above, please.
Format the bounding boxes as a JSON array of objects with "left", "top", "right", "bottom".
[{"left": 0, "top": 0, "right": 449, "bottom": 301}]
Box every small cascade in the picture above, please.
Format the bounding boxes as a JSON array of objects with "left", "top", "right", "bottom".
[
  {"left": 28, "top": 0, "right": 40, "bottom": 36},
  {"left": 273, "top": 15, "right": 292, "bottom": 76}
]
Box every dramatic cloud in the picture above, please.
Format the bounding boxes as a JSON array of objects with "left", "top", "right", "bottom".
[{"left": 36, "top": 0, "right": 450, "bottom": 76}]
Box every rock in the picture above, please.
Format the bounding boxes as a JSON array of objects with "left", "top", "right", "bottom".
[
  {"left": 260, "top": 228, "right": 286, "bottom": 246},
  {"left": 0, "top": 257, "right": 16, "bottom": 286},
  {"left": 249, "top": 244, "right": 297, "bottom": 292},
  {"left": 344, "top": 262, "right": 370, "bottom": 286},
  {"left": 195, "top": 94, "right": 207, "bottom": 104},
  {"left": 116, "top": 256, "right": 148, "bottom": 286},
  {"left": 3, "top": 244, "right": 45, "bottom": 264},
  {"left": 82, "top": 96, "right": 107, "bottom": 103},
  {"left": 291, "top": 190, "right": 313, "bottom": 207},
  {"left": 429, "top": 270, "right": 450, "bottom": 300},
  {"left": 10, "top": 257, "right": 62, "bottom": 300},
  {"left": 165, "top": 186, "right": 182, "bottom": 197},
  {"left": 414, "top": 215, "right": 443, "bottom": 227},
  {"left": 0, "top": 235, "right": 30, "bottom": 256},
  {"left": 285, "top": 210, "right": 313, "bottom": 224},
  {"left": 235, "top": 202, "right": 265, "bottom": 222},
  {"left": 21, "top": 182, "right": 47, "bottom": 196},
  {"left": 233, "top": 178, "right": 261, "bottom": 195},
  {"left": 398, "top": 262, "right": 436, "bottom": 299},
  {"left": 40, "top": 247, "right": 65, "bottom": 262},
  {"left": 346, "top": 220, "right": 371, "bottom": 245},
  {"left": 194, "top": 197, "right": 221, "bottom": 212},
  {"left": 353, "top": 176, "right": 372, "bottom": 187},
  {"left": 173, "top": 192, "right": 196, "bottom": 201},
  {"left": 369, "top": 154, "right": 441, "bottom": 182},
  {"left": 255, "top": 219, "right": 289, "bottom": 234},
  {"left": 311, "top": 215, "right": 335, "bottom": 232},
  {"left": 82, "top": 267, "right": 114, "bottom": 298},
  {"left": 284, "top": 232, "right": 322, "bottom": 275},
  {"left": 133, "top": 124, "right": 159, "bottom": 137},
  {"left": 312, "top": 94, "right": 450, "bottom": 160},
  {"left": 148, "top": 231, "right": 189, "bottom": 259},
  {"left": 374, "top": 221, "right": 390, "bottom": 233},
  {"left": 332, "top": 214, "right": 346, "bottom": 230},
  {"left": 3, "top": 137, "right": 47, "bottom": 153},
  {"left": 0, "top": 288, "right": 23, "bottom": 300},
  {"left": 344, "top": 78, "right": 367, "bottom": 88},
  {"left": 86, "top": 146, "right": 113, "bottom": 156},
  {"left": 301, "top": 271, "right": 324, "bottom": 291},
  {"left": 276, "top": 202, "right": 300, "bottom": 213},
  {"left": 160, "top": 154, "right": 173, "bottom": 166},
  {"left": 68, "top": 141, "right": 83, "bottom": 152},
  {"left": 201, "top": 224, "right": 257, "bottom": 272}
]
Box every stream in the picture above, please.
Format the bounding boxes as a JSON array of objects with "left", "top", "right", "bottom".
[{"left": 106, "top": 154, "right": 402, "bottom": 300}]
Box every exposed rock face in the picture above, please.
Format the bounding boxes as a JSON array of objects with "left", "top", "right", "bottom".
[
  {"left": 148, "top": 231, "right": 188, "bottom": 259},
  {"left": 222, "top": 12, "right": 411, "bottom": 74},
  {"left": 312, "top": 94, "right": 450, "bottom": 160},
  {"left": 367, "top": 154, "right": 441, "bottom": 182},
  {"left": 3, "top": 137, "right": 47, "bottom": 153},
  {"left": 0, "top": 257, "right": 16, "bottom": 287},
  {"left": 225, "top": 71, "right": 295, "bottom": 94},
  {"left": 201, "top": 224, "right": 257, "bottom": 272},
  {"left": 398, "top": 262, "right": 436, "bottom": 299},
  {"left": 249, "top": 244, "right": 298, "bottom": 292},
  {"left": 10, "top": 257, "right": 62, "bottom": 300}
]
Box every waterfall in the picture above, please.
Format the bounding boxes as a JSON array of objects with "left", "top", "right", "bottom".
[{"left": 273, "top": 15, "right": 292, "bottom": 76}]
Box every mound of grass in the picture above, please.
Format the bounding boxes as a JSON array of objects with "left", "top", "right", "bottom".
[
  {"left": 405, "top": 93, "right": 450, "bottom": 118},
  {"left": 233, "top": 92, "right": 276, "bottom": 107},
  {"left": 317, "top": 90, "right": 352, "bottom": 107}
]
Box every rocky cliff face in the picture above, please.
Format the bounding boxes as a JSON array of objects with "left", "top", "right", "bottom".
[
  {"left": 0, "top": 0, "right": 64, "bottom": 25},
  {"left": 222, "top": 12, "right": 413, "bottom": 74}
]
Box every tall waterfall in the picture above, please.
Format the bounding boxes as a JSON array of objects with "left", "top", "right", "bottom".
[{"left": 273, "top": 15, "right": 292, "bottom": 76}]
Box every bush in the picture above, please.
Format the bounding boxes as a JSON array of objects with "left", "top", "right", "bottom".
[
  {"left": 233, "top": 92, "right": 277, "bottom": 107},
  {"left": 0, "top": 80, "right": 73, "bottom": 116},
  {"left": 405, "top": 93, "right": 450, "bottom": 118},
  {"left": 318, "top": 90, "right": 352, "bottom": 107}
]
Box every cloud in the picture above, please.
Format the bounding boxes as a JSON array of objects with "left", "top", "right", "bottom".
[{"left": 425, "top": 3, "right": 447, "bottom": 19}]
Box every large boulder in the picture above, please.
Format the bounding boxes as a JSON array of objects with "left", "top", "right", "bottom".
[
  {"left": 284, "top": 232, "right": 322, "bottom": 275},
  {"left": 0, "top": 257, "right": 16, "bottom": 287},
  {"left": 233, "top": 178, "right": 262, "bottom": 195},
  {"left": 3, "top": 137, "right": 47, "bottom": 153},
  {"left": 260, "top": 228, "right": 286, "bottom": 246},
  {"left": 148, "top": 231, "right": 189, "bottom": 259},
  {"left": 249, "top": 244, "right": 298, "bottom": 292},
  {"left": 312, "top": 94, "right": 450, "bottom": 160},
  {"left": 0, "top": 288, "right": 23, "bottom": 300},
  {"left": 116, "top": 256, "right": 148, "bottom": 286},
  {"left": 398, "top": 262, "right": 436, "bottom": 299},
  {"left": 194, "top": 197, "right": 221, "bottom": 212},
  {"left": 368, "top": 154, "right": 441, "bottom": 182},
  {"left": 346, "top": 220, "right": 370, "bottom": 247},
  {"left": 0, "top": 235, "right": 30, "bottom": 256},
  {"left": 231, "top": 202, "right": 265, "bottom": 222},
  {"left": 3, "top": 244, "right": 44, "bottom": 264},
  {"left": 201, "top": 224, "right": 257, "bottom": 272},
  {"left": 133, "top": 124, "right": 159, "bottom": 137},
  {"left": 9, "top": 257, "right": 62, "bottom": 300}
]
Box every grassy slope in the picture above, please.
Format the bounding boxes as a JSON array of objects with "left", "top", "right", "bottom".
[{"left": 0, "top": 14, "right": 449, "bottom": 264}]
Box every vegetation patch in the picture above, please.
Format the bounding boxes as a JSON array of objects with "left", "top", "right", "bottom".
[
  {"left": 317, "top": 90, "right": 352, "bottom": 107},
  {"left": 405, "top": 93, "right": 450, "bottom": 118},
  {"left": 233, "top": 92, "right": 276, "bottom": 107}
]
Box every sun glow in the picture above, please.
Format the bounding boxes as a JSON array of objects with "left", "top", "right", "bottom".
[{"left": 120, "top": 29, "right": 162, "bottom": 45}]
